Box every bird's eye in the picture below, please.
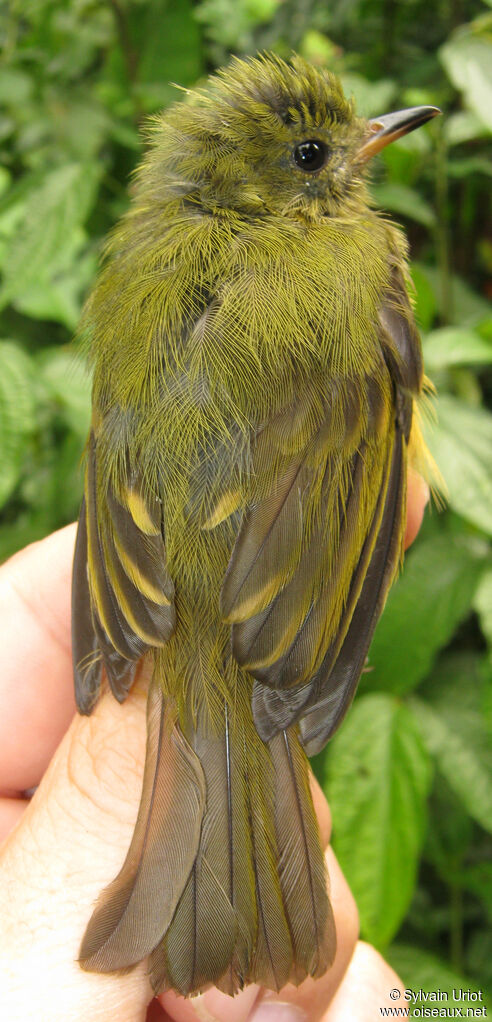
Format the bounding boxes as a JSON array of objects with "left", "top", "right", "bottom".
[{"left": 293, "top": 140, "right": 327, "bottom": 172}]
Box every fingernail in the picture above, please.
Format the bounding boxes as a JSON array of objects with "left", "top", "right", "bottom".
[
  {"left": 193, "top": 984, "right": 260, "bottom": 1022},
  {"left": 249, "top": 1002, "right": 307, "bottom": 1022}
]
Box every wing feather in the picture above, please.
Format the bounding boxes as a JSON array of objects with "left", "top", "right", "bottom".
[
  {"left": 72, "top": 428, "right": 175, "bottom": 712},
  {"left": 225, "top": 375, "right": 390, "bottom": 703},
  {"left": 86, "top": 433, "right": 145, "bottom": 660},
  {"left": 378, "top": 266, "right": 423, "bottom": 397},
  {"left": 250, "top": 431, "right": 394, "bottom": 741},
  {"left": 224, "top": 275, "right": 423, "bottom": 755},
  {"left": 298, "top": 420, "right": 406, "bottom": 755},
  {"left": 220, "top": 457, "right": 309, "bottom": 623},
  {"left": 72, "top": 496, "right": 102, "bottom": 714}
]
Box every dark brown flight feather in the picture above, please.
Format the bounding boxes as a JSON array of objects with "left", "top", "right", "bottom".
[
  {"left": 79, "top": 681, "right": 206, "bottom": 971},
  {"left": 72, "top": 431, "right": 176, "bottom": 709},
  {"left": 299, "top": 421, "right": 406, "bottom": 755},
  {"left": 72, "top": 495, "right": 102, "bottom": 714},
  {"left": 270, "top": 728, "right": 335, "bottom": 981}
]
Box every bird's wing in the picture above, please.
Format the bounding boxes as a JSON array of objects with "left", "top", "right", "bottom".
[
  {"left": 72, "top": 429, "right": 175, "bottom": 714},
  {"left": 221, "top": 265, "right": 422, "bottom": 753}
]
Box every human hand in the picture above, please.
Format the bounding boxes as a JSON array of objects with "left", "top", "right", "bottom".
[{"left": 0, "top": 474, "right": 427, "bottom": 1021}]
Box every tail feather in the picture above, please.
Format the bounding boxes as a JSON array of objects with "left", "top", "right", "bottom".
[
  {"left": 151, "top": 699, "right": 334, "bottom": 995},
  {"left": 199, "top": 704, "right": 257, "bottom": 992},
  {"left": 152, "top": 700, "right": 257, "bottom": 995},
  {"left": 270, "top": 729, "right": 336, "bottom": 982},
  {"left": 151, "top": 855, "right": 238, "bottom": 994},
  {"left": 246, "top": 737, "right": 294, "bottom": 992},
  {"left": 80, "top": 685, "right": 334, "bottom": 995},
  {"left": 79, "top": 681, "right": 205, "bottom": 971}
]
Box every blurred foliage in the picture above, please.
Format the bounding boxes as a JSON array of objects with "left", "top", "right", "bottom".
[{"left": 0, "top": 0, "right": 491, "bottom": 1011}]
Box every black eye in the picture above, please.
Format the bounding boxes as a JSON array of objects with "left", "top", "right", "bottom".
[{"left": 293, "top": 139, "right": 327, "bottom": 172}]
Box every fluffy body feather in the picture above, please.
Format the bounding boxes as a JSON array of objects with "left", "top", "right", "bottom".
[{"left": 72, "top": 54, "right": 427, "bottom": 995}]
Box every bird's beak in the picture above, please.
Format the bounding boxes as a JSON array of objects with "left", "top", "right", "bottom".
[{"left": 357, "top": 105, "right": 441, "bottom": 162}]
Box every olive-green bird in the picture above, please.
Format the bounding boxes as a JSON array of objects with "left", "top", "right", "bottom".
[{"left": 72, "top": 53, "right": 438, "bottom": 996}]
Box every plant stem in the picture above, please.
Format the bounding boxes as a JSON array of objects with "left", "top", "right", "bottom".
[
  {"left": 434, "top": 123, "right": 453, "bottom": 324},
  {"left": 109, "top": 0, "right": 138, "bottom": 84},
  {"left": 449, "top": 881, "right": 464, "bottom": 973},
  {"left": 108, "top": 0, "right": 144, "bottom": 125}
]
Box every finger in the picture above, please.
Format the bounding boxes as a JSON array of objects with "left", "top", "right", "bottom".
[
  {"left": 161, "top": 985, "right": 262, "bottom": 1022},
  {"left": 323, "top": 940, "right": 409, "bottom": 1020},
  {"left": 147, "top": 999, "right": 176, "bottom": 1022},
  {"left": 0, "top": 525, "right": 77, "bottom": 792},
  {"left": 0, "top": 683, "right": 153, "bottom": 1022},
  {"left": 404, "top": 468, "right": 429, "bottom": 550},
  {"left": 0, "top": 796, "right": 28, "bottom": 841}
]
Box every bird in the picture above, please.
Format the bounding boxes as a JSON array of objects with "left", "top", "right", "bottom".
[{"left": 71, "top": 52, "right": 439, "bottom": 997}]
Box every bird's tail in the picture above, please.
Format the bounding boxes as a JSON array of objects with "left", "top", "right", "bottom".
[{"left": 79, "top": 678, "right": 335, "bottom": 996}]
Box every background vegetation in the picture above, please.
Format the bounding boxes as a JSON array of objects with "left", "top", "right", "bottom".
[{"left": 1, "top": 0, "right": 491, "bottom": 1011}]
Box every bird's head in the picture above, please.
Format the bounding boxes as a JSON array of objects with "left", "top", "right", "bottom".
[{"left": 145, "top": 53, "right": 439, "bottom": 221}]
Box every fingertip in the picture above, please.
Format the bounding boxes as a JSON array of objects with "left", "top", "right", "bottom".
[
  {"left": 323, "top": 941, "right": 409, "bottom": 1019},
  {"left": 160, "top": 985, "right": 261, "bottom": 1022}
]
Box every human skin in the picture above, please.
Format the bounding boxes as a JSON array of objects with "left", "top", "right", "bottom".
[{"left": 0, "top": 473, "right": 426, "bottom": 1021}]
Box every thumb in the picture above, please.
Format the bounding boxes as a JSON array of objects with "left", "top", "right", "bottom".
[{"left": 0, "top": 676, "right": 154, "bottom": 1022}]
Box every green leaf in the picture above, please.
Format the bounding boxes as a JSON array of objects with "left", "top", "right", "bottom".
[
  {"left": 445, "top": 109, "right": 490, "bottom": 145},
  {"left": 460, "top": 862, "right": 492, "bottom": 922},
  {"left": 423, "top": 327, "right": 492, "bottom": 371},
  {"left": 0, "top": 163, "right": 102, "bottom": 310},
  {"left": 0, "top": 170, "right": 44, "bottom": 220},
  {"left": 325, "top": 694, "right": 432, "bottom": 948},
  {"left": 448, "top": 155, "right": 492, "bottom": 178},
  {"left": 440, "top": 22, "right": 492, "bottom": 132},
  {"left": 338, "top": 73, "right": 397, "bottom": 118},
  {"left": 415, "top": 264, "right": 491, "bottom": 327},
  {"left": 368, "top": 533, "right": 486, "bottom": 694},
  {"left": 0, "top": 340, "right": 35, "bottom": 509},
  {"left": 0, "top": 68, "right": 33, "bottom": 105},
  {"left": 387, "top": 945, "right": 487, "bottom": 1012},
  {"left": 411, "top": 264, "right": 437, "bottom": 331},
  {"left": 473, "top": 569, "right": 492, "bottom": 650},
  {"left": 13, "top": 279, "right": 82, "bottom": 330},
  {"left": 300, "top": 30, "right": 338, "bottom": 68},
  {"left": 134, "top": 0, "right": 203, "bottom": 99},
  {"left": 13, "top": 248, "right": 98, "bottom": 329},
  {"left": 37, "top": 348, "right": 91, "bottom": 437},
  {"left": 465, "top": 930, "right": 492, "bottom": 1004},
  {"left": 424, "top": 775, "right": 473, "bottom": 880},
  {"left": 410, "top": 654, "right": 492, "bottom": 833},
  {"left": 371, "top": 182, "right": 436, "bottom": 228},
  {"left": 196, "top": 0, "right": 277, "bottom": 53},
  {"left": 424, "top": 395, "right": 492, "bottom": 535},
  {"left": 0, "top": 167, "right": 11, "bottom": 197}
]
